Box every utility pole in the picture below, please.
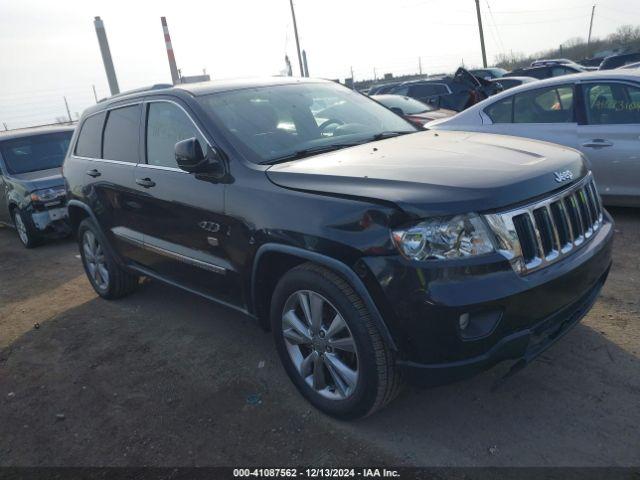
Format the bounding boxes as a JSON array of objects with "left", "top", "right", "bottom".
[
  {"left": 92, "top": 85, "right": 98, "bottom": 103},
  {"left": 587, "top": 5, "right": 596, "bottom": 56},
  {"left": 289, "top": 0, "right": 304, "bottom": 77},
  {"left": 373, "top": 67, "right": 377, "bottom": 80},
  {"left": 63, "top": 96, "right": 72, "bottom": 123},
  {"left": 350, "top": 66, "right": 355, "bottom": 89},
  {"left": 93, "top": 16, "right": 119, "bottom": 95},
  {"left": 161, "top": 17, "right": 180, "bottom": 85},
  {"left": 418, "top": 57, "right": 423, "bottom": 75},
  {"left": 302, "top": 49, "right": 309, "bottom": 77},
  {"left": 474, "top": 0, "right": 488, "bottom": 68}
]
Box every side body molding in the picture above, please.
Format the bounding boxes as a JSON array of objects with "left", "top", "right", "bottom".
[{"left": 251, "top": 243, "right": 398, "bottom": 352}]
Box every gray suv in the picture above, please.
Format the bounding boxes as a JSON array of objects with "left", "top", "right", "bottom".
[{"left": 0, "top": 126, "right": 74, "bottom": 247}]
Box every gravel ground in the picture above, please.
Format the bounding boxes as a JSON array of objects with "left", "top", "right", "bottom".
[{"left": 0, "top": 207, "right": 638, "bottom": 467}]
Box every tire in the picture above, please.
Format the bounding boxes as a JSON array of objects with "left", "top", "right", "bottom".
[
  {"left": 13, "top": 208, "right": 40, "bottom": 248},
  {"left": 270, "top": 262, "right": 402, "bottom": 419},
  {"left": 77, "top": 218, "right": 139, "bottom": 299}
]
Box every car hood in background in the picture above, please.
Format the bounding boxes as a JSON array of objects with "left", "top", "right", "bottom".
[
  {"left": 413, "top": 108, "right": 457, "bottom": 122},
  {"left": 266, "top": 130, "right": 587, "bottom": 218},
  {"left": 11, "top": 167, "right": 64, "bottom": 191}
]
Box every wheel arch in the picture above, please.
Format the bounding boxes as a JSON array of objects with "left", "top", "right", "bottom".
[
  {"left": 67, "top": 200, "right": 92, "bottom": 233},
  {"left": 250, "top": 244, "right": 397, "bottom": 352},
  {"left": 66, "top": 200, "right": 125, "bottom": 267}
]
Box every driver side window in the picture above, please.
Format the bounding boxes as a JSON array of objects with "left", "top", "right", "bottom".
[{"left": 146, "top": 102, "right": 207, "bottom": 168}]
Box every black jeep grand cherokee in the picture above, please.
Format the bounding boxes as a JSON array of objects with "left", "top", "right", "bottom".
[{"left": 63, "top": 78, "right": 613, "bottom": 419}]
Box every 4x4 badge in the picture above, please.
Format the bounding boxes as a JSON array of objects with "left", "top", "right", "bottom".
[{"left": 554, "top": 170, "right": 573, "bottom": 183}]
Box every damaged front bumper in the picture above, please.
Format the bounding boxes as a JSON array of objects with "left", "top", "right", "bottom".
[{"left": 30, "top": 206, "right": 71, "bottom": 237}]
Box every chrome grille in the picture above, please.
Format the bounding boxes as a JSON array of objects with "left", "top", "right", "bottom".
[{"left": 485, "top": 173, "right": 603, "bottom": 275}]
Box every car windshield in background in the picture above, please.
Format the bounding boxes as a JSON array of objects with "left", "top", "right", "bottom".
[
  {"left": 375, "top": 95, "right": 434, "bottom": 114},
  {"left": 197, "top": 82, "right": 417, "bottom": 164},
  {"left": 1, "top": 132, "right": 72, "bottom": 174}
]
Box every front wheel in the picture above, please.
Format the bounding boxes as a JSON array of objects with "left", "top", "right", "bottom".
[
  {"left": 13, "top": 209, "right": 40, "bottom": 248},
  {"left": 271, "top": 263, "right": 402, "bottom": 419}
]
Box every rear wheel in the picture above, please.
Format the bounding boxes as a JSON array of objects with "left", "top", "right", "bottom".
[
  {"left": 78, "top": 218, "right": 139, "bottom": 299},
  {"left": 13, "top": 209, "right": 39, "bottom": 248},
  {"left": 271, "top": 263, "right": 402, "bottom": 419}
]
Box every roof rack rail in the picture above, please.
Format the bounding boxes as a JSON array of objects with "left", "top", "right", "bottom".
[{"left": 98, "top": 83, "right": 173, "bottom": 102}]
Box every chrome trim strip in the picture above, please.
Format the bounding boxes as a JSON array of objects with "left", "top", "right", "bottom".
[
  {"left": 143, "top": 242, "right": 227, "bottom": 275},
  {"left": 484, "top": 172, "right": 603, "bottom": 275},
  {"left": 136, "top": 163, "right": 188, "bottom": 174},
  {"left": 112, "top": 227, "right": 226, "bottom": 275}
]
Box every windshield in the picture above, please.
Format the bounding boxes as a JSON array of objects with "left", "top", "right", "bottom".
[
  {"left": 197, "top": 82, "right": 417, "bottom": 163},
  {"left": 1, "top": 131, "right": 72, "bottom": 174},
  {"left": 374, "top": 95, "right": 434, "bottom": 114}
]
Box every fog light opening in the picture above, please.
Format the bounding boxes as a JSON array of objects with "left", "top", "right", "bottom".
[{"left": 459, "top": 313, "right": 470, "bottom": 331}]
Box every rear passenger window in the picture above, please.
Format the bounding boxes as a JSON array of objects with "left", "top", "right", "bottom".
[
  {"left": 103, "top": 105, "right": 141, "bottom": 163},
  {"left": 146, "top": 102, "right": 207, "bottom": 168},
  {"left": 513, "top": 86, "right": 574, "bottom": 123},
  {"left": 485, "top": 97, "right": 513, "bottom": 123},
  {"left": 75, "top": 112, "right": 105, "bottom": 158}
]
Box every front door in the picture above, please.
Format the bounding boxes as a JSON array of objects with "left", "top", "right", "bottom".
[
  {"left": 577, "top": 81, "right": 640, "bottom": 202},
  {"left": 0, "top": 167, "right": 9, "bottom": 223},
  {"left": 130, "top": 99, "right": 243, "bottom": 308}
]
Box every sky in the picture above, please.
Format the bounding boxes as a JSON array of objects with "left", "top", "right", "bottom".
[{"left": 0, "top": 0, "right": 639, "bottom": 128}]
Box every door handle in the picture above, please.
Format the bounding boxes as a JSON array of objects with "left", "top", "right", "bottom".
[
  {"left": 581, "top": 139, "right": 613, "bottom": 148},
  {"left": 86, "top": 169, "right": 101, "bottom": 178},
  {"left": 135, "top": 177, "right": 156, "bottom": 188}
]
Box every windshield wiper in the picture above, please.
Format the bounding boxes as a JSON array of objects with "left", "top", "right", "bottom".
[
  {"left": 261, "top": 143, "right": 355, "bottom": 165},
  {"left": 370, "top": 131, "right": 414, "bottom": 141}
]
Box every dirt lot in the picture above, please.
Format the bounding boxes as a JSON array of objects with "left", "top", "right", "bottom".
[{"left": 1, "top": 208, "right": 639, "bottom": 467}]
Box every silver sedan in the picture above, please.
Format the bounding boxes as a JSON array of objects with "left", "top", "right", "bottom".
[{"left": 428, "top": 70, "right": 640, "bottom": 207}]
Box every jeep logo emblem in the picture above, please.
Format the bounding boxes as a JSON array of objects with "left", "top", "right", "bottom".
[{"left": 554, "top": 170, "right": 573, "bottom": 183}]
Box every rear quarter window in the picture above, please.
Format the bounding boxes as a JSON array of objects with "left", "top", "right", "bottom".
[
  {"left": 75, "top": 112, "right": 105, "bottom": 158},
  {"left": 485, "top": 97, "right": 513, "bottom": 123}
]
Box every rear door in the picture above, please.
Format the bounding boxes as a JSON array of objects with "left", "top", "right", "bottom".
[
  {"left": 129, "top": 99, "right": 242, "bottom": 308},
  {"left": 577, "top": 81, "right": 640, "bottom": 202},
  {"left": 77, "top": 105, "right": 146, "bottom": 262},
  {"left": 482, "top": 83, "right": 579, "bottom": 149}
]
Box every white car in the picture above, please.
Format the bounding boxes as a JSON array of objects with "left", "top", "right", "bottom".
[{"left": 428, "top": 70, "right": 640, "bottom": 207}]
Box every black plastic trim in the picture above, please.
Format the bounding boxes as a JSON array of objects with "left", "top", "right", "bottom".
[{"left": 251, "top": 243, "right": 398, "bottom": 351}]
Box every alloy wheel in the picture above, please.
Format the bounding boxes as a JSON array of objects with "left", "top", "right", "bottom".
[
  {"left": 282, "top": 290, "right": 359, "bottom": 400},
  {"left": 14, "top": 212, "right": 29, "bottom": 245},
  {"left": 82, "top": 230, "right": 109, "bottom": 291}
]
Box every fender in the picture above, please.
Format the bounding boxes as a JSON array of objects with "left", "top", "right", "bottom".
[{"left": 251, "top": 243, "right": 398, "bottom": 352}]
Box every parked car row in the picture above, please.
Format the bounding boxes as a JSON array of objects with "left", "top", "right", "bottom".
[{"left": 0, "top": 72, "right": 632, "bottom": 419}]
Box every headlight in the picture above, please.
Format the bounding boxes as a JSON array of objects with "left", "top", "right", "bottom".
[
  {"left": 30, "top": 187, "right": 65, "bottom": 203},
  {"left": 391, "top": 214, "right": 495, "bottom": 261}
]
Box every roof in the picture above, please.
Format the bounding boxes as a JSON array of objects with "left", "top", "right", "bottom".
[
  {"left": 81, "top": 76, "right": 334, "bottom": 117},
  {"left": 0, "top": 124, "right": 75, "bottom": 142}
]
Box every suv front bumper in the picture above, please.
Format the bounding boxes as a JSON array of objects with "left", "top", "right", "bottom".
[
  {"left": 361, "top": 211, "right": 614, "bottom": 386},
  {"left": 30, "top": 206, "right": 70, "bottom": 237}
]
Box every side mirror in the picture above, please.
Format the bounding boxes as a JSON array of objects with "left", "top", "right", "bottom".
[
  {"left": 175, "top": 137, "right": 226, "bottom": 179},
  {"left": 389, "top": 107, "right": 404, "bottom": 116}
]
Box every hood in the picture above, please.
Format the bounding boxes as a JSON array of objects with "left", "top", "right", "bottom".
[
  {"left": 10, "top": 167, "right": 64, "bottom": 191},
  {"left": 266, "top": 130, "right": 587, "bottom": 218}
]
